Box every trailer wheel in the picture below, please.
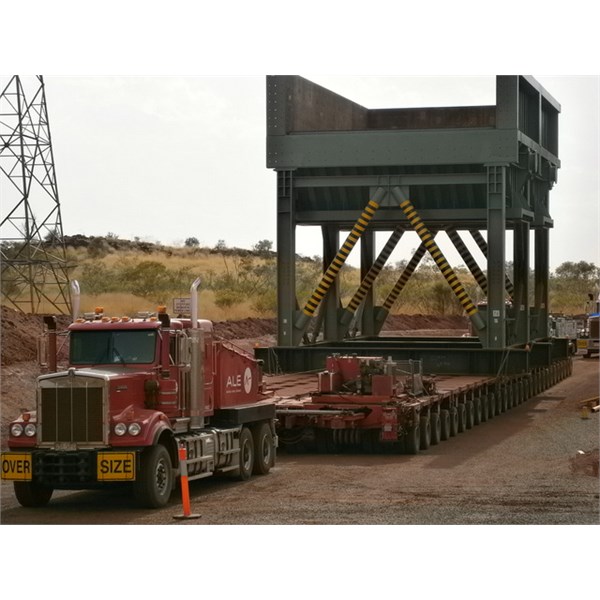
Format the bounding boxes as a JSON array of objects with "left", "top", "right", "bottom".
[
  {"left": 487, "top": 392, "right": 496, "bottom": 418},
  {"left": 440, "top": 409, "right": 451, "bottom": 440},
  {"left": 473, "top": 398, "right": 482, "bottom": 425},
  {"left": 449, "top": 407, "right": 459, "bottom": 436},
  {"left": 420, "top": 416, "right": 431, "bottom": 450},
  {"left": 252, "top": 422, "right": 274, "bottom": 475},
  {"left": 134, "top": 444, "right": 174, "bottom": 508},
  {"left": 465, "top": 401, "right": 474, "bottom": 429},
  {"left": 14, "top": 481, "right": 53, "bottom": 508},
  {"left": 457, "top": 404, "right": 467, "bottom": 433},
  {"left": 237, "top": 427, "right": 255, "bottom": 480},
  {"left": 430, "top": 412, "right": 441, "bottom": 445},
  {"left": 405, "top": 425, "right": 420, "bottom": 455},
  {"left": 480, "top": 395, "right": 489, "bottom": 422}
]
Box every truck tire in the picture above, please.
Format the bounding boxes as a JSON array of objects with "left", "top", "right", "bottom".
[
  {"left": 14, "top": 481, "right": 53, "bottom": 507},
  {"left": 430, "top": 412, "right": 441, "bottom": 445},
  {"left": 134, "top": 444, "right": 174, "bottom": 508},
  {"left": 405, "top": 425, "right": 420, "bottom": 455},
  {"left": 440, "top": 409, "right": 451, "bottom": 440},
  {"left": 252, "top": 422, "right": 274, "bottom": 475},
  {"left": 237, "top": 427, "right": 255, "bottom": 481},
  {"left": 420, "top": 416, "right": 431, "bottom": 450}
]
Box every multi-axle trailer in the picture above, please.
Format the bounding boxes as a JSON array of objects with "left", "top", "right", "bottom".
[{"left": 267, "top": 353, "right": 573, "bottom": 454}]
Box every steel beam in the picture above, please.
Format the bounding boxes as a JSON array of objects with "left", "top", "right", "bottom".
[
  {"left": 340, "top": 227, "right": 404, "bottom": 330},
  {"left": 447, "top": 229, "right": 488, "bottom": 295},
  {"left": 394, "top": 190, "right": 485, "bottom": 332},
  {"left": 375, "top": 241, "right": 429, "bottom": 335},
  {"left": 295, "top": 187, "right": 386, "bottom": 336}
]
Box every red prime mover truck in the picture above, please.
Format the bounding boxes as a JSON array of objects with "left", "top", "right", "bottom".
[{"left": 1, "top": 279, "right": 277, "bottom": 508}]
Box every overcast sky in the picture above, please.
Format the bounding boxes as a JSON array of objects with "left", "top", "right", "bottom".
[{"left": 4, "top": 74, "right": 596, "bottom": 272}]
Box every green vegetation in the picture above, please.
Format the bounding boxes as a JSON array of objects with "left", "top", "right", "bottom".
[{"left": 3, "top": 234, "right": 597, "bottom": 319}]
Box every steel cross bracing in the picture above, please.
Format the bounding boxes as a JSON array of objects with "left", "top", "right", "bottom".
[{"left": 0, "top": 75, "right": 71, "bottom": 314}]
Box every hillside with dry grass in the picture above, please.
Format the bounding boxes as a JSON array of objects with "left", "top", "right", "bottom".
[{"left": 2, "top": 234, "right": 597, "bottom": 320}]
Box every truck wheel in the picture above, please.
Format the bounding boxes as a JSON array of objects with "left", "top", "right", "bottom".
[
  {"left": 14, "top": 481, "right": 53, "bottom": 507},
  {"left": 134, "top": 444, "right": 174, "bottom": 508},
  {"left": 430, "top": 412, "right": 441, "bottom": 445},
  {"left": 440, "top": 409, "right": 451, "bottom": 440},
  {"left": 405, "top": 425, "right": 420, "bottom": 454},
  {"left": 237, "top": 427, "right": 254, "bottom": 481},
  {"left": 252, "top": 422, "right": 274, "bottom": 475},
  {"left": 420, "top": 416, "right": 431, "bottom": 450}
]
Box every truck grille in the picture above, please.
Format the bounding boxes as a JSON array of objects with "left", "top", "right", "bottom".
[
  {"left": 40, "top": 383, "right": 104, "bottom": 444},
  {"left": 33, "top": 451, "right": 96, "bottom": 485}
]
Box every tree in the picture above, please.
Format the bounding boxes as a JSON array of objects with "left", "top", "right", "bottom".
[
  {"left": 253, "top": 239, "right": 273, "bottom": 256},
  {"left": 554, "top": 261, "right": 599, "bottom": 282},
  {"left": 184, "top": 237, "right": 199, "bottom": 247}
]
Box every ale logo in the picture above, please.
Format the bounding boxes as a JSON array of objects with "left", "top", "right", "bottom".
[
  {"left": 243, "top": 367, "right": 252, "bottom": 394},
  {"left": 225, "top": 368, "right": 252, "bottom": 394}
]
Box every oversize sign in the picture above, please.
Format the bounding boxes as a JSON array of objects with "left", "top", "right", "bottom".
[
  {"left": 97, "top": 452, "right": 136, "bottom": 481},
  {"left": 1, "top": 453, "right": 32, "bottom": 481}
]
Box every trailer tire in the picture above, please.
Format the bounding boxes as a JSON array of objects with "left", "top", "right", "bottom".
[
  {"left": 14, "top": 481, "right": 53, "bottom": 508},
  {"left": 420, "top": 416, "right": 431, "bottom": 450},
  {"left": 473, "top": 398, "right": 482, "bottom": 425},
  {"left": 440, "top": 409, "right": 451, "bottom": 440},
  {"left": 457, "top": 404, "right": 467, "bottom": 433},
  {"left": 465, "top": 401, "right": 474, "bottom": 429},
  {"left": 134, "top": 444, "right": 174, "bottom": 508},
  {"left": 488, "top": 392, "right": 496, "bottom": 418},
  {"left": 483, "top": 395, "right": 490, "bottom": 421},
  {"left": 430, "top": 412, "right": 441, "bottom": 445},
  {"left": 252, "top": 422, "right": 274, "bottom": 475},
  {"left": 405, "top": 425, "right": 420, "bottom": 455},
  {"left": 449, "top": 407, "right": 459, "bottom": 436},
  {"left": 236, "top": 427, "right": 255, "bottom": 480}
]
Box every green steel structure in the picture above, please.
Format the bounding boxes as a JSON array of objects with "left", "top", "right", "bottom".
[{"left": 260, "top": 76, "right": 562, "bottom": 374}]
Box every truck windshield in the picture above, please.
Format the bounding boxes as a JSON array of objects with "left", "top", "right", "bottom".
[{"left": 70, "top": 330, "right": 157, "bottom": 365}]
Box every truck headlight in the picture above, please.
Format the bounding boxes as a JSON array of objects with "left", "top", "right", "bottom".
[
  {"left": 24, "top": 423, "right": 37, "bottom": 437},
  {"left": 128, "top": 423, "right": 141, "bottom": 436},
  {"left": 10, "top": 423, "right": 23, "bottom": 437},
  {"left": 114, "top": 422, "right": 127, "bottom": 436}
]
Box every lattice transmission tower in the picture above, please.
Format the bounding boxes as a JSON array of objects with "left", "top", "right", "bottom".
[{"left": 1, "top": 75, "right": 71, "bottom": 314}]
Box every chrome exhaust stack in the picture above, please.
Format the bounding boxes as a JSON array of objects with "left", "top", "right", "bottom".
[{"left": 189, "top": 278, "right": 205, "bottom": 429}]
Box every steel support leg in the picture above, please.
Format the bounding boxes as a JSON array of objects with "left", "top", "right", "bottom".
[
  {"left": 485, "top": 165, "right": 507, "bottom": 348},
  {"left": 512, "top": 221, "right": 530, "bottom": 345},
  {"left": 276, "top": 171, "right": 300, "bottom": 346}
]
